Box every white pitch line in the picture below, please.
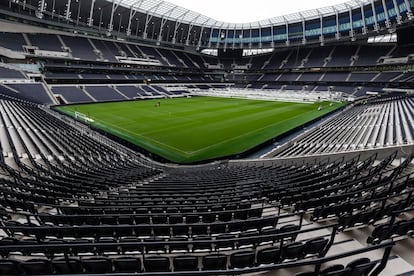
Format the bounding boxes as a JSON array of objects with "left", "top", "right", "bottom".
[
  {"left": 188, "top": 106, "right": 332, "bottom": 154},
  {"left": 86, "top": 102, "right": 338, "bottom": 159},
  {"left": 92, "top": 119, "right": 191, "bottom": 156}
]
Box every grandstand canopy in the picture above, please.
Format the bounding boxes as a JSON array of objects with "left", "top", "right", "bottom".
[
  {"left": 2, "top": 0, "right": 412, "bottom": 49},
  {"left": 166, "top": 0, "right": 369, "bottom": 24},
  {"left": 115, "top": 0, "right": 372, "bottom": 28}
]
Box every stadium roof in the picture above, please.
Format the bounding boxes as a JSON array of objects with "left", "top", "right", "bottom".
[{"left": 117, "top": 0, "right": 372, "bottom": 28}]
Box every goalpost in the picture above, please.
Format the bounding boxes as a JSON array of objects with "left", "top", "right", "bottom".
[{"left": 74, "top": 111, "right": 94, "bottom": 123}]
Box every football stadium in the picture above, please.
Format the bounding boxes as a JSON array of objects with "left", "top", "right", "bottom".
[{"left": 0, "top": 0, "right": 413, "bottom": 274}]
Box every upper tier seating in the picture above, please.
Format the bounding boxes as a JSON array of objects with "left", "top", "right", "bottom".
[
  {"left": 84, "top": 86, "right": 126, "bottom": 101},
  {"left": 0, "top": 32, "right": 206, "bottom": 72},
  {"left": 0, "top": 66, "right": 25, "bottom": 79},
  {"left": 90, "top": 39, "right": 119, "bottom": 62},
  {"left": 45, "top": 72, "right": 80, "bottom": 79},
  {"left": 248, "top": 45, "right": 411, "bottom": 69},
  {"left": 353, "top": 45, "right": 393, "bottom": 66},
  {"left": 283, "top": 48, "right": 312, "bottom": 69},
  {"left": 50, "top": 85, "right": 176, "bottom": 104},
  {"left": 138, "top": 45, "right": 168, "bottom": 66},
  {"left": 158, "top": 49, "right": 185, "bottom": 67},
  {"left": 298, "top": 73, "right": 323, "bottom": 82},
  {"left": 391, "top": 45, "right": 414, "bottom": 58},
  {"left": 115, "top": 85, "right": 143, "bottom": 98},
  {"left": 327, "top": 45, "right": 359, "bottom": 67},
  {"left": 185, "top": 53, "right": 205, "bottom": 69},
  {"left": 27, "top": 33, "right": 63, "bottom": 52},
  {"left": 263, "top": 51, "right": 291, "bottom": 70},
  {"left": 0, "top": 32, "right": 26, "bottom": 51},
  {"left": 249, "top": 54, "right": 270, "bottom": 70},
  {"left": 348, "top": 72, "right": 378, "bottom": 82},
  {"left": 352, "top": 86, "right": 383, "bottom": 97},
  {"left": 304, "top": 47, "right": 331, "bottom": 67},
  {"left": 321, "top": 72, "right": 350, "bottom": 82},
  {"left": 4, "top": 83, "right": 54, "bottom": 104},
  {"left": 51, "top": 86, "right": 94, "bottom": 103},
  {"left": 60, "top": 36, "right": 98, "bottom": 61}
]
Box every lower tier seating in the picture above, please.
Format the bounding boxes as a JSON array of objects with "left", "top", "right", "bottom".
[{"left": 0, "top": 93, "right": 412, "bottom": 275}]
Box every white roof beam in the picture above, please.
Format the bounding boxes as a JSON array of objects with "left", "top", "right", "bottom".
[
  {"left": 88, "top": 0, "right": 96, "bottom": 27},
  {"left": 108, "top": 0, "right": 123, "bottom": 33},
  {"left": 65, "top": 0, "right": 71, "bottom": 20},
  {"left": 110, "top": 0, "right": 373, "bottom": 30},
  {"left": 391, "top": 0, "right": 402, "bottom": 24},
  {"left": 36, "top": 0, "right": 46, "bottom": 19}
]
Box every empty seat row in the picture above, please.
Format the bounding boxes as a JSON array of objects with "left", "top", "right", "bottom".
[{"left": 0, "top": 238, "right": 328, "bottom": 274}]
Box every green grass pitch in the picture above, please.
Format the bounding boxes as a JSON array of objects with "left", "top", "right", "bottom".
[{"left": 55, "top": 97, "right": 345, "bottom": 163}]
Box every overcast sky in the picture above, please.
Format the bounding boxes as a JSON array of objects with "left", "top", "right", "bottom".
[{"left": 167, "top": 0, "right": 353, "bottom": 23}]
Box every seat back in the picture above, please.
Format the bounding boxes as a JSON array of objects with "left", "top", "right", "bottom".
[
  {"left": 20, "top": 259, "right": 55, "bottom": 275},
  {"left": 173, "top": 256, "right": 199, "bottom": 271},
  {"left": 230, "top": 251, "right": 255, "bottom": 269},
  {"left": 113, "top": 257, "right": 142, "bottom": 273},
  {"left": 82, "top": 258, "right": 112, "bottom": 273},
  {"left": 348, "top": 260, "right": 377, "bottom": 276},
  {"left": 202, "top": 254, "right": 227, "bottom": 270},
  {"left": 52, "top": 258, "right": 84, "bottom": 274},
  {"left": 257, "top": 246, "right": 280, "bottom": 265},
  {"left": 281, "top": 242, "right": 306, "bottom": 261},
  {"left": 319, "top": 264, "right": 345, "bottom": 275},
  {"left": 144, "top": 256, "right": 170, "bottom": 272},
  {"left": 0, "top": 260, "right": 22, "bottom": 275},
  {"left": 304, "top": 237, "right": 329, "bottom": 256}
]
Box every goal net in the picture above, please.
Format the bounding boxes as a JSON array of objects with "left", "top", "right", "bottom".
[{"left": 74, "top": 111, "right": 94, "bottom": 123}]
